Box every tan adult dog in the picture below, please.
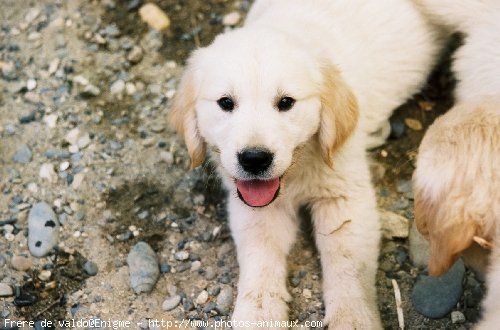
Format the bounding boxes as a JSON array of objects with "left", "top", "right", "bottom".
[{"left": 413, "top": 1, "right": 500, "bottom": 328}]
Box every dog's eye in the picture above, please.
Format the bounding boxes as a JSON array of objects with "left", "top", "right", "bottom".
[
  {"left": 277, "top": 96, "right": 295, "bottom": 111},
  {"left": 217, "top": 97, "right": 235, "bottom": 112}
]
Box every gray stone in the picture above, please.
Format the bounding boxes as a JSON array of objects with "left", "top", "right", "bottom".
[
  {"left": 0, "top": 283, "right": 14, "bottom": 297},
  {"left": 216, "top": 286, "right": 233, "bottom": 315},
  {"left": 174, "top": 251, "right": 189, "bottom": 261},
  {"left": 127, "top": 241, "right": 159, "bottom": 294},
  {"left": 409, "top": 221, "right": 429, "bottom": 268},
  {"left": 28, "top": 202, "right": 59, "bottom": 257},
  {"left": 451, "top": 311, "right": 466, "bottom": 324},
  {"left": 110, "top": 79, "right": 125, "bottom": 94},
  {"left": 13, "top": 144, "right": 32, "bottom": 164},
  {"left": 162, "top": 295, "right": 181, "bottom": 311},
  {"left": 127, "top": 46, "right": 143, "bottom": 64},
  {"left": 83, "top": 261, "right": 99, "bottom": 276},
  {"left": 204, "top": 266, "right": 217, "bottom": 280},
  {"left": 411, "top": 259, "right": 465, "bottom": 318}
]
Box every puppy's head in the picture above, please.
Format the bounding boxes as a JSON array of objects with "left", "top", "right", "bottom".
[{"left": 169, "top": 27, "right": 358, "bottom": 207}]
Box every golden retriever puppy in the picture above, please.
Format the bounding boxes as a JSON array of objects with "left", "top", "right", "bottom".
[
  {"left": 413, "top": 1, "right": 500, "bottom": 328},
  {"left": 170, "top": 0, "right": 437, "bottom": 327}
]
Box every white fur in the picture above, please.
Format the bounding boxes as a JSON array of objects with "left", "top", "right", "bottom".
[
  {"left": 171, "top": 0, "right": 438, "bottom": 328},
  {"left": 246, "top": 0, "right": 438, "bottom": 148},
  {"left": 415, "top": 0, "right": 500, "bottom": 101}
]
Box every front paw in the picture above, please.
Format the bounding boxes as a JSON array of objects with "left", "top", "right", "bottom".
[
  {"left": 231, "top": 291, "right": 290, "bottom": 329},
  {"left": 324, "top": 302, "right": 382, "bottom": 330}
]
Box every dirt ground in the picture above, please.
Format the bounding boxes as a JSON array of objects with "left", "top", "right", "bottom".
[{"left": 0, "top": 0, "right": 484, "bottom": 329}]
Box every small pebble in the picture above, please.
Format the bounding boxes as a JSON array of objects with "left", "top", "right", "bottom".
[
  {"left": 405, "top": 118, "right": 423, "bottom": 131},
  {"left": 25, "top": 7, "right": 40, "bottom": 23},
  {"left": 175, "top": 262, "right": 191, "bottom": 273},
  {"left": 207, "top": 285, "right": 220, "bottom": 296},
  {"left": 127, "top": 46, "right": 143, "bottom": 64},
  {"left": 195, "top": 290, "right": 209, "bottom": 305},
  {"left": 219, "top": 274, "right": 231, "bottom": 284},
  {"left": 290, "top": 276, "right": 301, "bottom": 287},
  {"left": 60, "top": 161, "right": 70, "bottom": 171},
  {"left": 110, "top": 79, "right": 125, "bottom": 94},
  {"left": 11, "top": 255, "right": 33, "bottom": 271},
  {"left": 72, "top": 173, "right": 85, "bottom": 189},
  {"left": 389, "top": 119, "right": 406, "bottom": 139},
  {"left": 139, "top": 3, "right": 170, "bottom": 31},
  {"left": 203, "top": 302, "right": 216, "bottom": 313},
  {"left": 182, "top": 298, "right": 195, "bottom": 311},
  {"left": 204, "top": 266, "right": 217, "bottom": 280},
  {"left": 127, "top": 242, "right": 159, "bottom": 294},
  {"left": 48, "top": 58, "right": 60, "bottom": 75},
  {"left": 80, "top": 84, "right": 101, "bottom": 97},
  {"left": 13, "top": 144, "right": 33, "bottom": 164},
  {"left": 222, "top": 11, "right": 241, "bottom": 26},
  {"left": 302, "top": 288, "right": 312, "bottom": 299},
  {"left": 191, "top": 260, "right": 201, "bottom": 272},
  {"left": 159, "top": 151, "right": 174, "bottom": 165},
  {"left": 0, "top": 283, "right": 14, "bottom": 297},
  {"left": 27, "top": 78, "right": 37, "bottom": 90},
  {"left": 216, "top": 286, "right": 233, "bottom": 315},
  {"left": 174, "top": 251, "right": 189, "bottom": 261},
  {"left": 451, "top": 311, "right": 466, "bottom": 324},
  {"left": 38, "top": 270, "right": 52, "bottom": 281},
  {"left": 162, "top": 295, "right": 181, "bottom": 311},
  {"left": 77, "top": 134, "right": 91, "bottom": 149},
  {"left": 160, "top": 263, "right": 171, "bottom": 273},
  {"left": 83, "top": 261, "right": 99, "bottom": 276},
  {"left": 43, "top": 114, "right": 58, "bottom": 128}
]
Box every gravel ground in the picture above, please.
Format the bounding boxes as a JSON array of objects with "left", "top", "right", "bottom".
[{"left": 0, "top": 1, "right": 486, "bottom": 329}]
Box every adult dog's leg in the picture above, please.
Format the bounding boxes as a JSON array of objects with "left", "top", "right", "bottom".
[
  {"left": 229, "top": 196, "right": 297, "bottom": 326},
  {"left": 311, "top": 197, "right": 382, "bottom": 329}
]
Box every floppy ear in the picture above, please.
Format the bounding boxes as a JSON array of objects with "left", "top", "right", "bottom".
[
  {"left": 414, "top": 182, "right": 477, "bottom": 276},
  {"left": 319, "top": 64, "right": 359, "bottom": 167},
  {"left": 168, "top": 65, "right": 206, "bottom": 169}
]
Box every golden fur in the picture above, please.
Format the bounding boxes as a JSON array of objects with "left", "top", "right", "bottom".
[{"left": 414, "top": 98, "right": 500, "bottom": 276}]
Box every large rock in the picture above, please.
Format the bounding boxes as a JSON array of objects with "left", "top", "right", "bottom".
[
  {"left": 28, "top": 202, "right": 59, "bottom": 257},
  {"left": 412, "top": 259, "right": 465, "bottom": 318},
  {"left": 127, "top": 242, "right": 160, "bottom": 294}
]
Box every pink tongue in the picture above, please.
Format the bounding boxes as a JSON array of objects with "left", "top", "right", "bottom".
[{"left": 236, "top": 178, "right": 280, "bottom": 207}]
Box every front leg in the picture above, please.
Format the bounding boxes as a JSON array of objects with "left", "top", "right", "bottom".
[
  {"left": 228, "top": 196, "right": 297, "bottom": 328},
  {"left": 310, "top": 197, "right": 382, "bottom": 329}
]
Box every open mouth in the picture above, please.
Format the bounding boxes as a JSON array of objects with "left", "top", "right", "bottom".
[{"left": 235, "top": 178, "right": 280, "bottom": 207}]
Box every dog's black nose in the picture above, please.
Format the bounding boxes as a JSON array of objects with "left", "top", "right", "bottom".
[{"left": 238, "top": 148, "right": 274, "bottom": 174}]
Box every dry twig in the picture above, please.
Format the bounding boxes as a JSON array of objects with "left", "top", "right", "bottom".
[{"left": 392, "top": 279, "right": 405, "bottom": 330}]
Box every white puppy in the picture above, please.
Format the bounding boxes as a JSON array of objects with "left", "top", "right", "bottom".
[
  {"left": 170, "top": 0, "right": 437, "bottom": 327},
  {"left": 413, "top": 1, "right": 500, "bottom": 329}
]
